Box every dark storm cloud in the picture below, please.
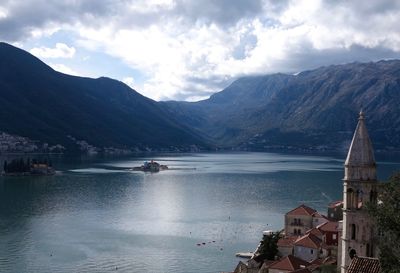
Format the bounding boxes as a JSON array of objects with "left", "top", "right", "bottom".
[
  {"left": 173, "top": 0, "right": 264, "bottom": 25},
  {"left": 0, "top": 0, "right": 279, "bottom": 42},
  {"left": 0, "top": 0, "right": 116, "bottom": 41}
]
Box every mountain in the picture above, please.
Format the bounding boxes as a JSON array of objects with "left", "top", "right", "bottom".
[
  {"left": 0, "top": 42, "right": 207, "bottom": 153},
  {"left": 2, "top": 42, "right": 399, "bottom": 153},
  {"left": 162, "top": 61, "right": 400, "bottom": 152}
]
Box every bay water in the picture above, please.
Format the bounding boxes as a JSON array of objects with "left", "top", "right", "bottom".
[{"left": 1, "top": 152, "right": 399, "bottom": 273}]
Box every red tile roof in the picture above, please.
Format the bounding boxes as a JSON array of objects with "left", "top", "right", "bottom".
[
  {"left": 308, "top": 257, "right": 337, "bottom": 271},
  {"left": 306, "top": 227, "right": 324, "bottom": 237},
  {"left": 278, "top": 236, "right": 298, "bottom": 247},
  {"left": 268, "top": 255, "right": 310, "bottom": 271},
  {"left": 347, "top": 256, "right": 380, "bottom": 273},
  {"left": 317, "top": 221, "right": 339, "bottom": 233},
  {"left": 286, "top": 204, "right": 317, "bottom": 216},
  {"left": 312, "top": 211, "right": 328, "bottom": 219},
  {"left": 294, "top": 233, "right": 322, "bottom": 249}
]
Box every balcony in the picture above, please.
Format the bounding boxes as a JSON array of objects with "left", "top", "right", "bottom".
[{"left": 290, "top": 222, "right": 304, "bottom": 226}]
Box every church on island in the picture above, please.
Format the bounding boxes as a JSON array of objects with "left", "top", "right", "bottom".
[{"left": 228, "top": 111, "right": 382, "bottom": 273}]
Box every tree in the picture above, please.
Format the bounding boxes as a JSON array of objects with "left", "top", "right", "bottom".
[
  {"left": 368, "top": 172, "right": 400, "bottom": 273},
  {"left": 258, "top": 231, "right": 281, "bottom": 260}
]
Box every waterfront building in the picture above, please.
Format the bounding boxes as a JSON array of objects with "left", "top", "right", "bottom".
[
  {"left": 284, "top": 205, "right": 328, "bottom": 236},
  {"left": 293, "top": 233, "right": 328, "bottom": 262},
  {"left": 340, "top": 111, "right": 379, "bottom": 273},
  {"left": 277, "top": 236, "right": 297, "bottom": 257}
]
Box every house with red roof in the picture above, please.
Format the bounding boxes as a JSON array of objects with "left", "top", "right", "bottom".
[
  {"left": 285, "top": 204, "right": 316, "bottom": 236},
  {"left": 293, "top": 233, "right": 329, "bottom": 262},
  {"left": 284, "top": 204, "right": 328, "bottom": 237},
  {"left": 266, "top": 255, "right": 310, "bottom": 273},
  {"left": 311, "top": 212, "right": 329, "bottom": 228},
  {"left": 277, "top": 236, "right": 297, "bottom": 257},
  {"left": 317, "top": 221, "right": 339, "bottom": 246},
  {"left": 305, "top": 227, "right": 324, "bottom": 240}
]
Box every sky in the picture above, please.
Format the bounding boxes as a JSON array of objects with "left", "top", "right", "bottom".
[{"left": 1, "top": 0, "right": 400, "bottom": 101}]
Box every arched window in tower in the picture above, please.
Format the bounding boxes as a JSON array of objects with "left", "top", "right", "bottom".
[
  {"left": 370, "top": 243, "right": 374, "bottom": 257},
  {"left": 347, "top": 188, "right": 354, "bottom": 209},
  {"left": 356, "top": 189, "right": 363, "bottom": 209},
  {"left": 351, "top": 224, "right": 356, "bottom": 240},
  {"left": 370, "top": 190, "right": 377, "bottom": 203},
  {"left": 349, "top": 248, "right": 357, "bottom": 259}
]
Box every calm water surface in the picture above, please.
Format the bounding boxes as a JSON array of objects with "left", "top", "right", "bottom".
[{"left": 1, "top": 152, "right": 399, "bottom": 273}]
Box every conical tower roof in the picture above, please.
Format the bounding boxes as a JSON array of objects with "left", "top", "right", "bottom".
[
  {"left": 344, "top": 110, "right": 376, "bottom": 181},
  {"left": 345, "top": 110, "right": 375, "bottom": 166}
]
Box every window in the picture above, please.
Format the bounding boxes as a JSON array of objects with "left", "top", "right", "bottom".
[
  {"left": 351, "top": 224, "right": 356, "bottom": 240},
  {"left": 347, "top": 188, "right": 354, "bottom": 209},
  {"left": 370, "top": 190, "right": 377, "bottom": 203},
  {"left": 356, "top": 189, "right": 363, "bottom": 209},
  {"left": 349, "top": 249, "right": 357, "bottom": 259},
  {"left": 311, "top": 249, "right": 314, "bottom": 254},
  {"left": 333, "top": 234, "right": 337, "bottom": 240}
]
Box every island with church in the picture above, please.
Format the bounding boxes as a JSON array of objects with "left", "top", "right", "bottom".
[{"left": 225, "top": 111, "right": 381, "bottom": 273}]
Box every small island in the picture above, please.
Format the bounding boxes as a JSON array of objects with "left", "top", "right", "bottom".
[
  {"left": 132, "top": 160, "right": 168, "bottom": 172},
  {"left": 2, "top": 158, "right": 55, "bottom": 176}
]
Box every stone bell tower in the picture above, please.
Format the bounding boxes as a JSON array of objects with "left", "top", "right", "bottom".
[{"left": 341, "top": 110, "right": 379, "bottom": 273}]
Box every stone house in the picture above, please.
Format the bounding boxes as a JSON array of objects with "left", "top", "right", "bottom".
[
  {"left": 317, "top": 221, "right": 339, "bottom": 247},
  {"left": 285, "top": 205, "right": 316, "bottom": 236},
  {"left": 284, "top": 205, "right": 328, "bottom": 237},
  {"left": 277, "top": 236, "right": 297, "bottom": 257},
  {"left": 311, "top": 212, "right": 329, "bottom": 228},
  {"left": 293, "top": 233, "right": 328, "bottom": 262}
]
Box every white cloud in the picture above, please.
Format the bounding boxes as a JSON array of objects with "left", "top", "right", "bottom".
[
  {"left": 0, "top": 7, "right": 8, "bottom": 19},
  {"left": 73, "top": 0, "right": 400, "bottom": 100},
  {"left": 49, "top": 63, "right": 78, "bottom": 76},
  {"left": 30, "top": 43, "right": 76, "bottom": 59},
  {"left": 3, "top": 0, "right": 400, "bottom": 101},
  {"left": 122, "top": 77, "right": 135, "bottom": 88}
]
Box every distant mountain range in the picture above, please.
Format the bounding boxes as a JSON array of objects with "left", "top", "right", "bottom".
[
  {"left": 161, "top": 60, "right": 400, "bottom": 152},
  {"left": 1, "top": 42, "right": 399, "bottom": 153}
]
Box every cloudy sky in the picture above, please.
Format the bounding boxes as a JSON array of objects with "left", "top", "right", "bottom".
[{"left": 1, "top": 0, "right": 400, "bottom": 101}]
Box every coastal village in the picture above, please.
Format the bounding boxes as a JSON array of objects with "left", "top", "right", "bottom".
[{"left": 226, "top": 111, "right": 381, "bottom": 273}]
